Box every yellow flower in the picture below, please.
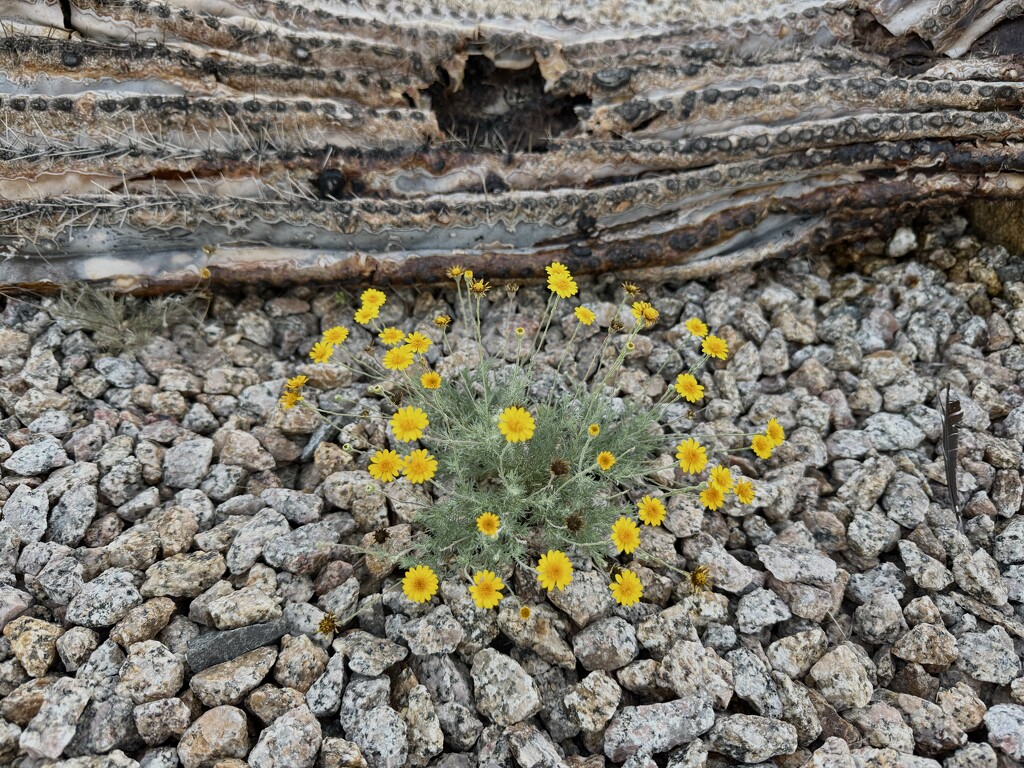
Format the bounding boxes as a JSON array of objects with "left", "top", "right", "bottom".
[
  {"left": 596, "top": 451, "right": 616, "bottom": 471},
  {"left": 463, "top": 270, "right": 474, "bottom": 282},
  {"left": 674, "top": 373, "right": 704, "bottom": 403},
  {"left": 588, "top": 423, "right": 600, "bottom": 437},
  {"left": 368, "top": 449, "right": 404, "bottom": 483},
  {"left": 309, "top": 340, "right": 334, "bottom": 364},
  {"left": 383, "top": 345, "right": 415, "bottom": 371},
  {"left": 519, "top": 605, "right": 532, "bottom": 620},
  {"left": 360, "top": 288, "right": 387, "bottom": 309},
  {"left": 735, "top": 479, "right": 756, "bottom": 505},
  {"left": 286, "top": 375, "right": 309, "bottom": 390},
  {"left": 546, "top": 262, "right": 570, "bottom": 277},
  {"left": 709, "top": 465, "right": 735, "bottom": 493},
  {"left": 405, "top": 332, "right": 432, "bottom": 355},
  {"left": 434, "top": 314, "right": 452, "bottom": 329},
  {"left": 631, "top": 301, "right": 659, "bottom": 328},
  {"left": 575, "top": 306, "right": 596, "bottom": 326},
  {"left": 279, "top": 390, "right": 302, "bottom": 410},
  {"left": 403, "top": 565, "right": 438, "bottom": 603},
  {"left": 675, "top": 438, "right": 708, "bottom": 474},
  {"left": 702, "top": 335, "right": 729, "bottom": 360},
  {"left": 476, "top": 512, "right": 500, "bottom": 537},
  {"left": 379, "top": 327, "right": 406, "bottom": 346},
  {"left": 322, "top": 326, "right": 349, "bottom": 345},
  {"left": 420, "top": 371, "right": 442, "bottom": 389},
  {"left": 547, "top": 273, "right": 578, "bottom": 299},
  {"left": 610, "top": 517, "right": 640, "bottom": 554},
  {"left": 536, "top": 550, "right": 573, "bottom": 591},
  {"left": 637, "top": 496, "right": 666, "bottom": 526},
  {"left": 700, "top": 484, "right": 725, "bottom": 510},
  {"left": 766, "top": 418, "right": 786, "bottom": 447},
  {"left": 402, "top": 449, "right": 437, "bottom": 484},
  {"left": 498, "top": 406, "right": 535, "bottom": 443},
  {"left": 609, "top": 568, "right": 644, "bottom": 606},
  {"left": 447, "top": 266, "right": 464, "bottom": 280},
  {"left": 469, "top": 279, "right": 491, "bottom": 295},
  {"left": 390, "top": 406, "right": 429, "bottom": 442},
  {"left": 469, "top": 570, "right": 505, "bottom": 609},
  {"left": 354, "top": 305, "right": 379, "bottom": 325},
  {"left": 621, "top": 281, "right": 641, "bottom": 297},
  {"left": 685, "top": 317, "right": 709, "bottom": 338},
  {"left": 751, "top": 434, "right": 774, "bottom": 460}
]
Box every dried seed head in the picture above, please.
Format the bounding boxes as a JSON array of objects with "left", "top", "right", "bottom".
[
  {"left": 550, "top": 457, "right": 570, "bottom": 476},
  {"left": 434, "top": 314, "right": 452, "bottom": 328},
  {"left": 470, "top": 279, "right": 491, "bottom": 295},
  {"left": 515, "top": 327, "right": 525, "bottom": 337},
  {"left": 317, "top": 612, "right": 338, "bottom": 635},
  {"left": 505, "top": 282, "right": 520, "bottom": 295},
  {"left": 565, "top": 512, "right": 584, "bottom": 533},
  {"left": 610, "top": 318, "right": 626, "bottom": 332},
  {"left": 689, "top": 564, "right": 713, "bottom": 594},
  {"left": 622, "top": 281, "right": 641, "bottom": 297},
  {"left": 374, "top": 528, "right": 390, "bottom": 544}
]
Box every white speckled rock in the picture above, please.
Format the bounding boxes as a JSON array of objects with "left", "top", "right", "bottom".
[
  {"left": 807, "top": 644, "right": 873, "bottom": 711},
  {"left": 18, "top": 676, "right": 90, "bottom": 759},
  {"left": 133, "top": 697, "right": 191, "bottom": 745},
  {"left": 3, "top": 616, "right": 63, "bottom": 678},
  {"left": 115, "top": 640, "right": 184, "bottom": 704},
  {"left": 66, "top": 568, "right": 144, "bottom": 628},
  {"left": 248, "top": 704, "right": 322, "bottom": 768},
  {"left": 708, "top": 714, "right": 798, "bottom": 763},
  {"left": 603, "top": 696, "right": 714, "bottom": 762},
  {"left": 177, "top": 706, "right": 250, "bottom": 768},
  {"left": 470, "top": 649, "right": 541, "bottom": 727},
  {"left": 190, "top": 646, "right": 277, "bottom": 707}
]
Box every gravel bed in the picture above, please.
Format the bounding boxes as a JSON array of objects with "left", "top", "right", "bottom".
[{"left": 1, "top": 212, "right": 1024, "bottom": 768}]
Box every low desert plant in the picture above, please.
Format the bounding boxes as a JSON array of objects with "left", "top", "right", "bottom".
[
  {"left": 52, "top": 282, "right": 208, "bottom": 354},
  {"left": 284, "top": 264, "right": 784, "bottom": 610}
]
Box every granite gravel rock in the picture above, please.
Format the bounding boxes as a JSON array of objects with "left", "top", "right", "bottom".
[
  {"left": 603, "top": 697, "right": 714, "bottom": 761},
  {"left": 248, "top": 704, "right": 322, "bottom": 768},
  {"left": 176, "top": 705, "right": 250, "bottom": 768},
  {"left": 470, "top": 649, "right": 542, "bottom": 727},
  {"left": 189, "top": 646, "right": 277, "bottom": 706},
  {"left": 66, "top": 568, "right": 143, "bottom": 628},
  {"left": 707, "top": 714, "right": 798, "bottom": 763}
]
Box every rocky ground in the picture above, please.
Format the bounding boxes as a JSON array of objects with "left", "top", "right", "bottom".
[{"left": 2, "top": 212, "right": 1024, "bottom": 768}]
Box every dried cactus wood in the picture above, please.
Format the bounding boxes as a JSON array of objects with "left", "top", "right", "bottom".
[{"left": 3, "top": 0, "right": 1024, "bottom": 290}]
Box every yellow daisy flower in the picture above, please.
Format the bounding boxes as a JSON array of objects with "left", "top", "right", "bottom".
[
  {"left": 631, "top": 301, "right": 659, "bottom": 328},
  {"left": 700, "top": 484, "right": 725, "bottom": 511},
  {"left": 547, "top": 273, "right": 578, "bottom": 299},
  {"left": 322, "top": 326, "right": 349, "bottom": 345},
  {"left": 702, "top": 335, "right": 729, "bottom": 360},
  {"left": 286, "top": 375, "right": 309, "bottom": 390},
  {"left": 751, "top": 434, "right": 774, "bottom": 460},
  {"left": 766, "top": 418, "right": 786, "bottom": 447},
  {"left": 390, "top": 406, "right": 429, "bottom": 442},
  {"left": 519, "top": 605, "right": 532, "bottom": 620},
  {"left": 360, "top": 288, "right": 387, "bottom": 309},
  {"left": 378, "top": 327, "right": 406, "bottom": 346},
  {"left": 476, "top": 512, "right": 500, "bottom": 537},
  {"left": 735, "top": 479, "right": 756, "bottom": 504},
  {"left": 675, "top": 438, "right": 708, "bottom": 474},
  {"left": 674, "top": 373, "right": 704, "bottom": 403},
  {"left": 609, "top": 568, "right": 643, "bottom": 606},
  {"left": 403, "top": 565, "right": 438, "bottom": 603},
  {"left": 405, "top": 332, "right": 432, "bottom": 355},
  {"left": 637, "top": 496, "right": 666, "bottom": 526},
  {"left": 433, "top": 314, "right": 452, "bottom": 329},
  {"left": 685, "top": 317, "right": 709, "bottom": 338},
  {"left": 446, "top": 266, "right": 465, "bottom": 280},
  {"left": 709, "top": 465, "right": 735, "bottom": 493},
  {"left": 279, "top": 390, "right": 302, "bottom": 410},
  {"left": 469, "top": 570, "right": 505, "bottom": 609},
  {"left": 536, "top": 550, "right": 573, "bottom": 591},
  {"left": 498, "top": 406, "right": 536, "bottom": 443},
  {"left": 368, "top": 449, "right": 404, "bottom": 483},
  {"left": 596, "top": 451, "right": 616, "bottom": 471},
  {"left": 574, "top": 306, "right": 596, "bottom": 326},
  {"left": 383, "top": 345, "right": 415, "bottom": 371},
  {"left": 402, "top": 449, "right": 437, "bottom": 484},
  {"left": 354, "top": 305, "right": 379, "bottom": 325},
  {"left": 588, "top": 423, "right": 600, "bottom": 437},
  {"left": 610, "top": 517, "right": 640, "bottom": 554},
  {"left": 420, "top": 371, "right": 442, "bottom": 389},
  {"left": 309, "top": 340, "right": 334, "bottom": 364},
  {"left": 546, "top": 262, "right": 571, "bottom": 277}
]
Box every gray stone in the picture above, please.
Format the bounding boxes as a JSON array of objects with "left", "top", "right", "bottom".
[
  {"left": 48, "top": 484, "right": 97, "bottom": 546},
  {"left": 399, "top": 605, "right": 465, "bottom": 655},
  {"left": 546, "top": 570, "right": 617, "bottom": 627},
  {"left": 572, "top": 616, "right": 639, "bottom": 671},
  {"left": 18, "top": 676, "right": 90, "bottom": 759},
  {"left": 766, "top": 629, "right": 828, "bottom": 679},
  {"left": 807, "top": 644, "right": 873, "bottom": 711},
  {"left": 141, "top": 552, "right": 227, "bottom": 598},
  {"left": 248, "top": 703, "right": 322, "bottom": 768},
  {"left": 756, "top": 543, "right": 837, "bottom": 587},
  {"left": 945, "top": 743, "right": 998, "bottom": 768},
  {"left": 2, "top": 485, "right": 48, "bottom": 545},
  {"left": 0, "top": 585, "right": 32, "bottom": 633},
  {"left": 736, "top": 588, "right": 792, "bottom": 634},
  {"left": 403, "top": 684, "right": 444, "bottom": 768},
  {"left": 66, "top": 568, "right": 143, "bottom": 628},
  {"left": 186, "top": 619, "right": 288, "bottom": 673},
  {"left": 207, "top": 586, "right": 282, "bottom": 630},
  {"left": 115, "top": 640, "right": 184, "bottom": 704},
  {"left": 853, "top": 592, "right": 908, "bottom": 645},
  {"left": 898, "top": 541, "right": 953, "bottom": 591},
  {"left": 504, "top": 722, "right": 563, "bottom": 768},
  {"left": 274, "top": 633, "right": 328, "bottom": 692},
  {"left": 658, "top": 640, "right": 733, "bottom": 709},
  {"left": 707, "top": 714, "right": 798, "bottom": 763},
  {"left": 262, "top": 522, "right": 339, "bottom": 574},
  {"left": 339, "top": 630, "right": 408, "bottom": 677},
  {"left": 4, "top": 615, "right": 62, "bottom": 677},
  {"left": 305, "top": 652, "right": 346, "bottom": 717},
  {"left": 57, "top": 626, "right": 100, "bottom": 673},
  {"left": 882, "top": 473, "right": 929, "bottom": 528},
  {"left": 635, "top": 603, "right": 698, "bottom": 660},
  {"left": 319, "top": 738, "right": 368, "bottom": 768},
  {"left": 76, "top": 639, "right": 126, "bottom": 702},
  {"left": 864, "top": 413, "right": 925, "bottom": 451},
  {"left": 984, "top": 704, "right": 1024, "bottom": 761},
  {"left": 891, "top": 623, "right": 959, "bottom": 667},
  {"left": 995, "top": 517, "right": 1024, "bottom": 563},
  {"left": 844, "top": 702, "right": 914, "bottom": 753},
  {"left": 956, "top": 626, "right": 1021, "bottom": 684},
  {"left": 563, "top": 671, "right": 621, "bottom": 732},
  {"left": 470, "top": 648, "right": 541, "bottom": 727},
  {"left": 260, "top": 487, "right": 323, "bottom": 525},
  {"left": 604, "top": 696, "right": 714, "bottom": 762},
  {"left": 163, "top": 438, "right": 214, "bottom": 489},
  {"left": 3, "top": 438, "right": 70, "bottom": 476},
  {"left": 847, "top": 507, "right": 901, "bottom": 559},
  {"left": 952, "top": 549, "right": 1008, "bottom": 606},
  {"left": 226, "top": 509, "right": 292, "bottom": 575},
  {"left": 133, "top": 697, "right": 191, "bottom": 745},
  {"left": 189, "top": 646, "right": 277, "bottom": 706},
  {"left": 347, "top": 706, "right": 407, "bottom": 768},
  {"left": 877, "top": 690, "right": 966, "bottom": 755},
  {"left": 836, "top": 456, "right": 896, "bottom": 512}
]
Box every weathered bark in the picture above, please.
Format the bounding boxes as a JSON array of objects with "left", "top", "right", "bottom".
[{"left": 2, "top": 0, "right": 1024, "bottom": 289}]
